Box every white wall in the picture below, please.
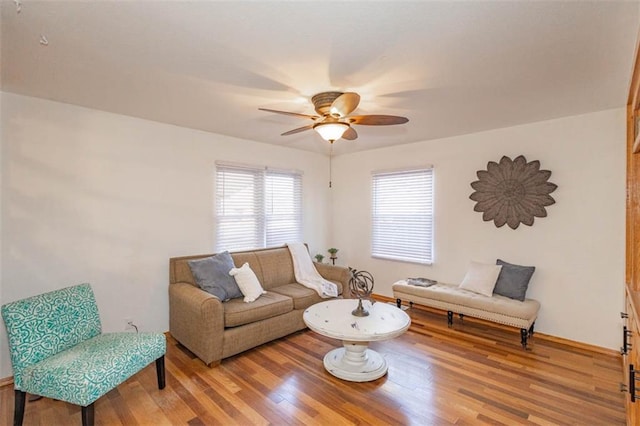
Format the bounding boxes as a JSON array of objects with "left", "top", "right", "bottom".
[
  {"left": 331, "top": 108, "right": 626, "bottom": 349},
  {"left": 0, "top": 93, "right": 332, "bottom": 378},
  {"left": 0, "top": 94, "right": 627, "bottom": 379}
]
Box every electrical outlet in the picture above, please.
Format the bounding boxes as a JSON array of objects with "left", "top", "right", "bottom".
[{"left": 124, "top": 317, "right": 134, "bottom": 331}]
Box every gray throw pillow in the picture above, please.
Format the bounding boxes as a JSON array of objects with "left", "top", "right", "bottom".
[
  {"left": 188, "top": 252, "right": 243, "bottom": 301},
  {"left": 493, "top": 259, "right": 535, "bottom": 301}
]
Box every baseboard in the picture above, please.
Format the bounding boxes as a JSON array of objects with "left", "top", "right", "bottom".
[
  {"left": 374, "top": 293, "right": 619, "bottom": 357},
  {"left": 0, "top": 376, "right": 14, "bottom": 388},
  {"left": 532, "top": 332, "right": 619, "bottom": 356}
]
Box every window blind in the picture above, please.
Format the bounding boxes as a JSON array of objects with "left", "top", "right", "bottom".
[
  {"left": 371, "top": 167, "right": 434, "bottom": 264},
  {"left": 265, "top": 170, "right": 302, "bottom": 247},
  {"left": 215, "top": 163, "right": 302, "bottom": 251}
]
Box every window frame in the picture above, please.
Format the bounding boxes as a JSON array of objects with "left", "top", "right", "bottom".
[
  {"left": 371, "top": 166, "right": 434, "bottom": 265},
  {"left": 215, "top": 161, "right": 303, "bottom": 252}
]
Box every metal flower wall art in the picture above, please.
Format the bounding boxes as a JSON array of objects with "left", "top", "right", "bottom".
[{"left": 469, "top": 155, "right": 557, "bottom": 229}]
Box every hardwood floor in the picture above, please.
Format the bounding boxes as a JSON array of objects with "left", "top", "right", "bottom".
[{"left": 0, "top": 305, "right": 625, "bottom": 425}]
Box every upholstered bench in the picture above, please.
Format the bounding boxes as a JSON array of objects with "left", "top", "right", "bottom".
[{"left": 393, "top": 280, "right": 540, "bottom": 348}]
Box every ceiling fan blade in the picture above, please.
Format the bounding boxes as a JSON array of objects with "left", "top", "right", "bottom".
[
  {"left": 281, "top": 124, "right": 314, "bottom": 136},
  {"left": 330, "top": 92, "right": 360, "bottom": 117},
  {"left": 342, "top": 127, "right": 358, "bottom": 140},
  {"left": 348, "top": 115, "right": 409, "bottom": 125},
  {"left": 259, "top": 108, "right": 319, "bottom": 120}
]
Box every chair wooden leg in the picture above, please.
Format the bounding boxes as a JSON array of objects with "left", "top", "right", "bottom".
[
  {"left": 13, "top": 390, "right": 26, "bottom": 426},
  {"left": 81, "top": 404, "right": 94, "bottom": 426},
  {"left": 156, "top": 355, "right": 166, "bottom": 389}
]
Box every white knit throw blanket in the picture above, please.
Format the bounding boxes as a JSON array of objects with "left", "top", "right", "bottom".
[{"left": 287, "top": 243, "right": 338, "bottom": 298}]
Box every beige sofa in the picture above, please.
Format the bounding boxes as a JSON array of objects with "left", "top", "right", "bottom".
[{"left": 169, "top": 246, "right": 350, "bottom": 366}]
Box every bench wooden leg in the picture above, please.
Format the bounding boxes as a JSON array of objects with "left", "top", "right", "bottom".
[
  {"left": 13, "top": 390, "right": 26, "bottom": 426},
  {"left": 447, "top": 311, "right": 453, "bottom": 328},
  {"left": 81, "top": 403, "right": 94, "bottom": 426},
  {"left": 520, "top": 328, "right": 529, "bottom": 349},
  {"left": 156, "top": 356, "right": 166, "bottom": 389},
  {"left": 528, "top": 322, "right": 535, "bottom": 337}
]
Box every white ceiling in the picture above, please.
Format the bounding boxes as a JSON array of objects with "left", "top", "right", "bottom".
[{"left": 1, "top": 1, "right": 638, "bottom": 156}]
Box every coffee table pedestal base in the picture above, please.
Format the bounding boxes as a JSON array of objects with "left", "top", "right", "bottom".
[{"left": 323, "top": 341, "right": 387, "bottom": 382}]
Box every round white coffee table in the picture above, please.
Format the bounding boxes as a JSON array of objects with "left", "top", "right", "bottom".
[{"left": 303, "top": 299, "right": 411, "bottom": 382}]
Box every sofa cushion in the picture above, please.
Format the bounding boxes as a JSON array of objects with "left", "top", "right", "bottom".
[
  {"left": 229, "top": 262, "right": 266, "bottom": 303},
  {"left": 223, "top": 292, "right": 293, "bottom": 327},
  {"left": 21, "top": 332, "right": 166, "bottom": 407},
  {"left": 254, "top": 247, "right": 297, "bottom": 290},
  {"left": 458, "top": 261, "right": 502, "bottom": 297},
  {"left": 270, "top": 283, "right": 324, "bottom": 310},
  {"left": 493, "top": 259, "right": 535, "bottom": 301},
  {"left": 229, "top": 252, "right": 264, "bottom": 287},
  {"left": 188, "top": 252, "right": 242, "bottom": 301}
]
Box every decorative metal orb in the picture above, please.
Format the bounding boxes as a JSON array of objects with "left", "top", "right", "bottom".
[{"left": 349, "top": 268, "right": 374, "bottom": 317}]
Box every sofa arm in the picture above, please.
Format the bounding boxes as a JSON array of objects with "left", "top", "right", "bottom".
[
  {"left": 169, "top": 282, "right": 224, "bottom": 366},
  {"left": 315, "top": 263, "right": 351, "bottom": 296}
]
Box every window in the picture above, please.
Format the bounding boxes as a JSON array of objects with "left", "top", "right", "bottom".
[
  {"left": 215, "top": 162, "right": 302, "bottom": 251},
  {"left": 371, "top": 167, "right": 434, "bottom": 264}
]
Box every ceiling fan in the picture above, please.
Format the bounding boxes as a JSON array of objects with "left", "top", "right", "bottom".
[{"left": 259, "top": 91, "right": 409, "bottom": 143}]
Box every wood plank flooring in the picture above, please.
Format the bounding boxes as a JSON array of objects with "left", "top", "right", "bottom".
[{"left": 0, "top": 305, "right": 626, "bottom": 425}]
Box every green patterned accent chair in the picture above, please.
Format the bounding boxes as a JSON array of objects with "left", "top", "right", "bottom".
[{"left": 1, "top": 283, "right": 166, "bottom": 426}]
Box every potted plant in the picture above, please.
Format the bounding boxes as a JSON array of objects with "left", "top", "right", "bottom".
[
  {"left": 314, "top": 254, "right": 325, "bottom": 263},
  {"left": 328, "top": 248, "right": 339, "bottom": 265}
]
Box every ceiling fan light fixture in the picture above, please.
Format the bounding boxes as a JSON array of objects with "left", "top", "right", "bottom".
[
  {"left": 313, "top": 121, "right": 349, "bottom": 142},
  {"left": 259, "top": 90, "right": 408, "bottom": 143}
]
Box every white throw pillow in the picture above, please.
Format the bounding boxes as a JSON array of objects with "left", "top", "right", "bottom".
[
  {"left": 458, "top": 261, "right": 502, "bottom": 297},
  {"left": 229, "top": 262, "right": 266, "bottom": 303}
]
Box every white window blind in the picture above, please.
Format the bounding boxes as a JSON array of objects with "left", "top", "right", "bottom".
[
  {"left": 371, "top": 167, "right": 434, "bottom": 264},
  {"left": 215, "top": 163, "right": 302, "bottom": 251},
  {"left": 265, "top": 170, "right": 302, "bottom": 247}
]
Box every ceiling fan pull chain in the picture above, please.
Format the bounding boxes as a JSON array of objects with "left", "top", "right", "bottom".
[{"left": 329, "top": 143, "right": 333, "bottom": 188}]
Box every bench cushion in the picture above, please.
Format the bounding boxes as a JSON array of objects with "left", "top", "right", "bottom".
[
  {"left": 224, "top": 292, "right": 293, "bottom": 327},
  {"left": 22, "top": 332, "right": 166, "bottom": 407},
  {"left": 393, "top": 281, "right": 540, "bottom": 329}
]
